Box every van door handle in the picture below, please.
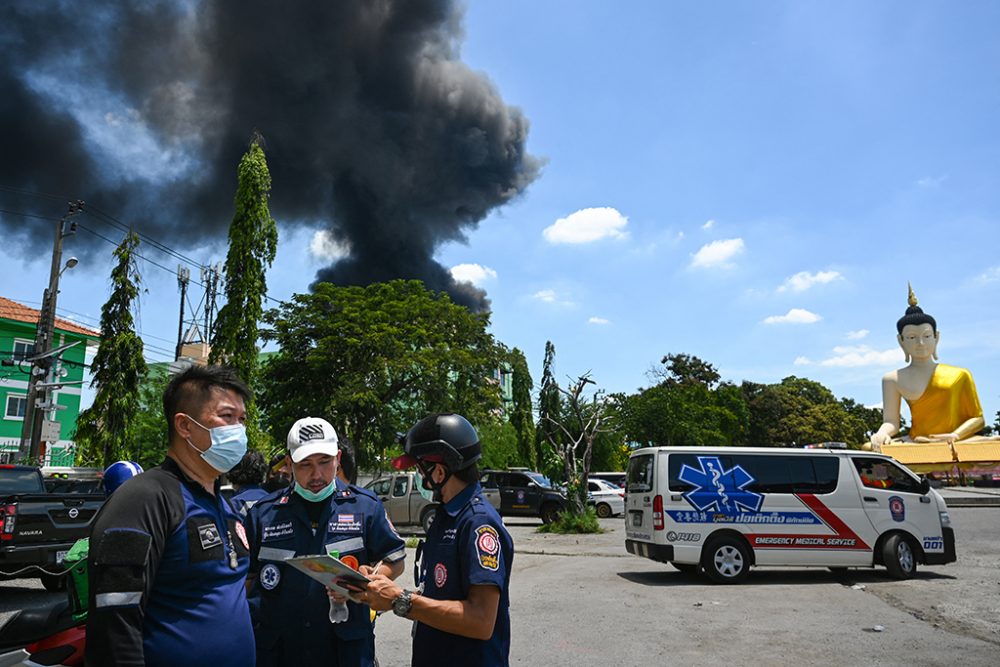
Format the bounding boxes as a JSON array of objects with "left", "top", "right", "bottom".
[
  {"left": 920, "top": 496, "right": 931, "bottom": 504},
  {"left": 864, "top": 497, "right": 878, "bottom": 503}
]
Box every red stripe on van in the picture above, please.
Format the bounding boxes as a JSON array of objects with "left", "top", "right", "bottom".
[{"left": 748, "top": 494, "right": 870, "bottom": 551}]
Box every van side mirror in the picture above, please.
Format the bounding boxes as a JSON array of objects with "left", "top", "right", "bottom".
[{"left": 919, "top": 477, "right": 931, "bottom": 495}]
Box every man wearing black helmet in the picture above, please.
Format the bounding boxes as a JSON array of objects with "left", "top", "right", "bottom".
[{"left": 359, "top": 413, "right": 514, "bottom": 667}]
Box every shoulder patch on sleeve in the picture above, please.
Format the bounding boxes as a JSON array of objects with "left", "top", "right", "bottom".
[{"left": 475, "top": 525, "right": 501, "bottom": 571}]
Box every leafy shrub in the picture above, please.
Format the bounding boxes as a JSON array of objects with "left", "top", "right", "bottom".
[{"left": 537, "top": 507, "right": 603, "bottom": 534}]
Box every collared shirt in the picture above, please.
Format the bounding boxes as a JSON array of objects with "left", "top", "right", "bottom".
[
  {"left": 246, "top": 479, "right": 406, "bottom": 666},
  {"left": 85, "top": 456, "right": 254, "bottom": 667},
  {"left": 413, "top": 482, "right": 514, "bottom": 667},
  {"left": 231, "top": 484, "right": 270, "bottom": 518}
]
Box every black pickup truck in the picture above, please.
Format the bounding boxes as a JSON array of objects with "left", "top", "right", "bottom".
[
  {"left": 479, "top": 469, "right": 566, "bottom": 524},
  {"left": 0, "top": 464, "right": 104, "bottom": 590}
]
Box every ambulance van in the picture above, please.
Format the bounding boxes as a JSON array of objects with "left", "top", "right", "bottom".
[{"left": 624, "top": 447, "right": 956, "bottom": 583}]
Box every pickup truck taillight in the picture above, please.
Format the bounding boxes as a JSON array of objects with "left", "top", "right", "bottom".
[
  {"left": 653, "top": 495, "right": 664, "bottom": 531},
  {"left": 1, "top": 504, "right": 16, "bottom": 540}
]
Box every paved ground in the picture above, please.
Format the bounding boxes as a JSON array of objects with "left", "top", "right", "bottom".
[{"left": 2, "top": 501, "right": 996, "bottom": 666}]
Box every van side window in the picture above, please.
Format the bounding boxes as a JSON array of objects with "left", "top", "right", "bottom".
[
  {"left": 371, "top": 479, "right": 390, "bottom": 496},
  {"left": 392, "top": 476, "right": 409, "bottom": 497},
  {"left": 852, "top": 457, "right": 923, "bottom": 493},
  {"left": 627, "top": 454, "right": 654, "bottom": 492}
]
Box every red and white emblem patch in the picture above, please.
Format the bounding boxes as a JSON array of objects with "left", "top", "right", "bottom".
[
  {"left": 434, "top": 562, "right": 448, "bottom": 588},
  {"left": 235, "top": 521, "right": 249, "bottom": 550},
  {"left": 475, "top": 525, "right": 501, "bottom": 571}
]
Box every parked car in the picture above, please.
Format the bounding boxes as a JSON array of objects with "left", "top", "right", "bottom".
[
  {"left": 0, "top": 464, "right": 104, "bottom": 590},
  {"left": 587, "top": 478, "right": 625, "bottom": 518},
  {"left": 365, "top": 471, "right": 500, "bottom": 533},
  {"left": 479, "top": 469, "right": 566, "bottom": 524},
  {"left": 589, "top": 471, "right": 626, "bottom": 488}
]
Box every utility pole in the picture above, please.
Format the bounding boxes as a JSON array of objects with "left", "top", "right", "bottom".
[
  {"left": 19, "top": 200, "right": 84, "bottom": 462},
  {"left": 175, "top": 266, "right": 190, "bottom": 360}
]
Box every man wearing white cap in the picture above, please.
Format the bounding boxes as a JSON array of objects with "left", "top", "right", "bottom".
[{"left": 246, "top": 417, "right": 406, "bottom": 667}]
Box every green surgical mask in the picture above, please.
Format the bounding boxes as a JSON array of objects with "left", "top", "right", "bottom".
[{"left": 293, "top": 480, "right": 337, "bottom": 502}]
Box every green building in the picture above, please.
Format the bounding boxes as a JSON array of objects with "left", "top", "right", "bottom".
[{"left": 0, "top": 296, "right": 100, "bottom": 465}]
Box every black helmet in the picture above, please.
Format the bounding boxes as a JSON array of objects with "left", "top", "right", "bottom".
[{"left": 392, "top": 413, "right": 481, "bottom": 471}]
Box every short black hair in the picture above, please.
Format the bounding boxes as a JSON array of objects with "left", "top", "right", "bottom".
[
  {"left": 228, "top": 450, "right": 267, "bottom": 486},
  {"left": 453, "top": 462, "right": 480, "bottom": 485},
  {"left": 896, "top": 305, "right": 937, "bottom": 334},
  {"left": 163, "top": 365, "right": 251, "bottom": 440},
  {"left": 338, "top": 438, "right": 358, "bottom": 485}
]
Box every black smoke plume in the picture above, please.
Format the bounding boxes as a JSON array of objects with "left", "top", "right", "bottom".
[{"left": 0, "top": 0, "right": 540, "bottom": 311}]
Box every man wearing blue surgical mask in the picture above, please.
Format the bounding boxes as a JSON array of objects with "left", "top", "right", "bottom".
[
  {"left": 86, "top": 364, "right": 255, "bottom": 667},
  {"left": 246, "top": 417, "right": 406, "bottom": 667}
]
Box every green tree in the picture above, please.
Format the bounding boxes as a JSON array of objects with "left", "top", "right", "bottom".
[
  {"left": 508, "top": 347, "right": 535, "bottom": 468},
  {"left": 477, "top": 418, "right": 520, "bottom": 469},
  {"left": 74, "top": 232, "right": 148, "bottom": 467},
  {"left": 535, "top": 341, "right": 560, "bottom": 477},
  {"left": 650, "top": 353, "right": 721, "bottom": 388},
  {"left": 542, "top": 373, "right": 613, "bottom": 515},
  {"left": 258, "top": 280, "right": 505, "bottom": 469},
  {"left": 130, "top": 367, "right": 171, "bottom": 470},
  {"left": 210, "top": 135, "right": 278, "bottom": 451}
]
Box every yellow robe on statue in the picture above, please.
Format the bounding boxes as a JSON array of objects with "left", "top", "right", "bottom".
[{"left": 906, "top": 364, "right": 983, "bottom": 438}]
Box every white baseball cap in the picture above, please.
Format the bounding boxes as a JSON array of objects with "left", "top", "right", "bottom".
[{"left": 287, "top": 417, "right": 339, "bottom": 463}]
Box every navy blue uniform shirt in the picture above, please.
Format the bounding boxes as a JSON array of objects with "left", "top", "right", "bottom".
[
  {"left": 85, "top": 456, "right": 254, "bottom": 667},
  {"left": 246, "top": 480, "right": 406, "bottom": 666},
  {"left": 232, "top": 484, "right": 270, "bottom": 518},
  {"left": 413, "top": 482, "right": 513, "bottom": 667}
]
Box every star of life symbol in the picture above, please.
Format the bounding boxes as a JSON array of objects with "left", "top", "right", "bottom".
[
  {"left": 678, "top": 456, "right": 763, "bottom": 513},
  {"left": 260, "top": 563, "right": 281, "bottom": 590}
]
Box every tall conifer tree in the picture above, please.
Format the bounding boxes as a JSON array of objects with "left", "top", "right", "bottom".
[
  {"left": 75, "top": 232, "right": 147, "bottom": 466},
  {"left": 210, "top": 134, "right": 278, "bottom": 450},
  {"left": 509, "top": 347, "right": 536, "bottom": 467}
]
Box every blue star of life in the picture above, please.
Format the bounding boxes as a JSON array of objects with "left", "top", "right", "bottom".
[{"left": 678, "top": 456, "right": 764, "bottom": 513}]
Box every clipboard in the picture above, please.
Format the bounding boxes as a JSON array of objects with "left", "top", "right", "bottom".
[{"left": 285, "top": 554, "right": 371, "bottom": 596}]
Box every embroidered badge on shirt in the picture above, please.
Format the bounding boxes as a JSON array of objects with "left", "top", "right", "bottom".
[
  {"left": 234, "top": 521, "right": 249, "bottom": 550},
  {"left": 475, "top": 525, "right": 501, "bottom": 571},
  {"left": 434, "top": 562, "right": 448, "bottom": 588},
  {"left": 260, "top": 563, "right": 281, "bottom": 590},
  {"left": 262, "top": 521, "right": 295, "bottom": 542},
  {"left": 198, "top": 523, "right": 222, "bottom": 550},
  {"left": 330, "top": 513, "right": 363, "bottom": 533}
]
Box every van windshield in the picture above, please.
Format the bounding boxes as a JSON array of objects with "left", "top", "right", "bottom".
[{"left": 626, "top": 454, "right": 654, "bottom": 493}]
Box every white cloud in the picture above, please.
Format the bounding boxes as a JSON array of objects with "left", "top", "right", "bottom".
[
  {"left": 449, "top": 263, "right": 497, "bottom": 286},
  {"left": 817, "top": 345, "right": 903, "bottom": 368},
  {"left": 763, "top": 308, "right": 822, "bottom": 325},
  {"left": 794, "top": 356, "right": 812, "bottom": 366},
  {"left": 846, "top": 329, "right": 870, "bottom": 340},
  {"left": 690, "top": 238, "right": 745, "bottom": 269},
  {"left": 543, "top": 207, "right": 628, "bottom": 244},
  {"left": 588, "top": 316, "right": 610, "bottom": 325},
  {"left": 974, "top": 266, "right": 1000, "bottom": 285},
  {"left": 777, "top": 270, "right": 843, "bottom": 293},
  {"left": 309, "top": 230, "right": 350, "bottom": 261},
  {"left": 917, "top": 175, "right": 948, "bottom": 189},
  {"left": 702, "top": 219, "right": 715, "bottom": 230},
  {"left": 531, "top": 289, "right": 574, "bottom": 307}
]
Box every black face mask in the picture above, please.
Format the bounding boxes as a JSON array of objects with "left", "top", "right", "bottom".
[{"left": 418, "top": 461, "right": 450, "bottom": 503}]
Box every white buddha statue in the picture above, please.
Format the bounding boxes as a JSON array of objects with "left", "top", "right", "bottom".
[{"left": 870, "top": 285, "right": 992, "bottom": 450}]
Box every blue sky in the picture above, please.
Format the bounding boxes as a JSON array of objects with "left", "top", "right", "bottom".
[{"left": 3, "top": 1, "right": 999, "bottom": 431}]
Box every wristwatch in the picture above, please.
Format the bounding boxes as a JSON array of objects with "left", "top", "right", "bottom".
[{"left": 392, "top": 589, "right": 414, "bottom": 618}]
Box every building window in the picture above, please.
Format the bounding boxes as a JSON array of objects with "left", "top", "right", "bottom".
[
  {"left": 5, "top": 395, "right": 27, "bottom": 420},
  {"left": 12, "top": 339, "right": 35, "bottom": 361}
]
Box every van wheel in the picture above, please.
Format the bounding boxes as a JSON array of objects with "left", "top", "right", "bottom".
[
  {"left": 595, "top": 503, "right": 612, "bottom": 519},
  {"left": 882, "top": 534, "right": 917, "bottom": 579},
  {"left": 702, "top": 535, "right": 751, "bottom": 584},
  {"left": 420, "top": 508, "right": 437, "bottom": 534},
  {"left": 539, "top": 503, "right": 561, "bottom": 525},
  {"left": 40, "top": 573, "right": 66, "bottom": 592}
]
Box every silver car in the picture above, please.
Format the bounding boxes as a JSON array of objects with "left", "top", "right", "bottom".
[{"left": 366, "top": 471, "right": 501, "bottom": 533}]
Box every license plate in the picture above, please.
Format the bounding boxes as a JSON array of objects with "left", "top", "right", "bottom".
[
  {"left": 631, "top": 512, "right": 643, "bottom": 527},
  {"left": 55, "top": 550, "right": 68, "bottom": 564}
]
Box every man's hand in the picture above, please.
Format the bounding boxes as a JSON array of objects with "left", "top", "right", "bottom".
[{"left": 356, "top": 574, "right": 402, "bottom": 612}]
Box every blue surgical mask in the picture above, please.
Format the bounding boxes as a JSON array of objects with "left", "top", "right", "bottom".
[
  {"left": 184, "top": 416, "right": 248, "bottom": 473},
  {"left": 294, "top": 480, "right": 337, "bottom": 502}
]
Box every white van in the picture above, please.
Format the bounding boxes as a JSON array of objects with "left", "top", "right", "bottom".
[{"left": 624, "top": 447, "right": 956, "bottom": 583}]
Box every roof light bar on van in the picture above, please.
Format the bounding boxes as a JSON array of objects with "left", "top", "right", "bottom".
[{"left": 653, "top": 495, "right": 664, "bottom": 531}]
